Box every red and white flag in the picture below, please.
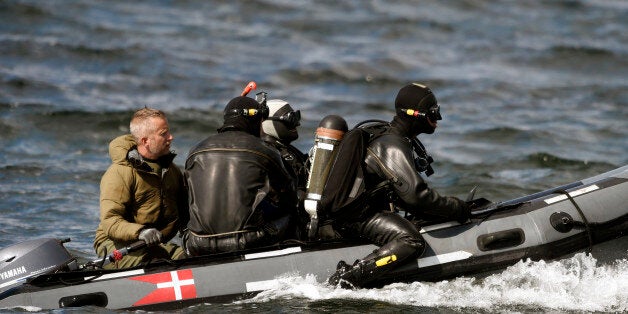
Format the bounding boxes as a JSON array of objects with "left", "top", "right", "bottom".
[{"left": 130, "top": 269, "right": 197, "bottom": 306}]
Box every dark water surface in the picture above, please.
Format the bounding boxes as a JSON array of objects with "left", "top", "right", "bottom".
[{"left": 1, "top": 0, "right": 627, "bottom": 312}]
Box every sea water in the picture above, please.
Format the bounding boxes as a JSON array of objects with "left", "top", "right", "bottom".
[{"left": 1, "top": 0, "right": 627, "bottom": 313}]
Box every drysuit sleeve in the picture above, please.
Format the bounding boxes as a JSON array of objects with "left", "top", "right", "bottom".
[
  {"left": 173, "top": 164, "right": 190, "bottom": 234},
  {"left": 99, "top": 165, "right": 145, "bottom": 241},
  {"left": 268, "top": 150, "right": 298, "bottom": 215},
  {"left": 366, "top": 136, "right": 469, "bottom": 222},
  {"left": 266, "top": 145, "right": 298, "bottom": 214}
]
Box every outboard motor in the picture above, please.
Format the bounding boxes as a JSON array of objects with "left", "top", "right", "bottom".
[
  {"left": 304, "top": 115, "right": 348, "bottom": 240},
  {"left": 0, "top": 238, "right": 77, "bottom": 292}
]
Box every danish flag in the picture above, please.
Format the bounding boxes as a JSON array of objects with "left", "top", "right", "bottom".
[{"left": 130, "top": 269, "right": 197, "bottom": 306}]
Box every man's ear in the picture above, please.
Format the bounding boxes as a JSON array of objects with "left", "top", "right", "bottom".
[{"left": 139, "top": 136, "right": 149, "bottom": 146}]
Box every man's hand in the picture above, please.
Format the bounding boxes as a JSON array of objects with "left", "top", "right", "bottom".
[{"left": 138, "top": 228, "right": 163, "bottom": 246}]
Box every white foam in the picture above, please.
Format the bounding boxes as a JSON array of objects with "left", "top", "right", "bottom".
[{"left": 238, "top": 253, "right": 628, "bottom": 312}]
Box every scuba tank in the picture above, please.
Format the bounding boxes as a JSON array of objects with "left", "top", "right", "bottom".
[{"left": 304, "top": 115, "right": 348, "bottom": 240}]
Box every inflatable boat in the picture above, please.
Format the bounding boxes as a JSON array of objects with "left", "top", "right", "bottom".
[{"left": 1, "top": 165, "right": 627, "bottom": 311}]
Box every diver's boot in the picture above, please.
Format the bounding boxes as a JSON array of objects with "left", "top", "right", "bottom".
[
  {"left": 328, "top": 260, "right": 353, "bottom": 287},
  {"left": 328, "top": 254, "right": 399, "bottom": 289},
  {"left": 327, "top": 259, "right": 380, "bottom": 289}
]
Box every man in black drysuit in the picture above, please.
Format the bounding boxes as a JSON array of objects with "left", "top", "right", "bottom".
[
  {"left": 184, "top": 96, "right": 298, "bottom": 256},
  {"left": 261, "top": 99, "right": 310, "bottom": 239},
  {"left": 329, "top": 83, "right": 470, "bottom": 288}
]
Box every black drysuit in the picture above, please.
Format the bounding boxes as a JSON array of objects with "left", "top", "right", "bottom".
[
  {"left": 184, "top": 130, "right": 297, "bottom": 256},
  {"left": 262, "top": 135, "right": 310, "bottom": 239},
  {"left": 331, "top": 119, "right": 468, "bottom": 287}
]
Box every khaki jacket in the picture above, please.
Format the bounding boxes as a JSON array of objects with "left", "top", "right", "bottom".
[{"left": 94, "top": 134, "right": 188, "bottom": 250}]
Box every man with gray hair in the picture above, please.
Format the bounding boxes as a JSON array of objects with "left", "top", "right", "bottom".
[{"left": 94, "top": 107, "right": 188, "bottom": 268}]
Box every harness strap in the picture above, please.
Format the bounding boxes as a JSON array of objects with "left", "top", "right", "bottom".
[{"left": 555, "top": 189, "right": 594, "bottom": 254}]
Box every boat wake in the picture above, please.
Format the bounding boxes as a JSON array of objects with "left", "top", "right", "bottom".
[{"left": 243, "top": 252, "right": 628, "bottom": 312}]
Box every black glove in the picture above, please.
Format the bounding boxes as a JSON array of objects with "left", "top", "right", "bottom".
[
  {"left": 466, "top": 197, "right": 492, "bottom": 214},
  {"left": 454, "top": 198, "right": 471, "bottom": 224},
  {"left": 138, "top": 228, "right": 163, "bottom": 246}
]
